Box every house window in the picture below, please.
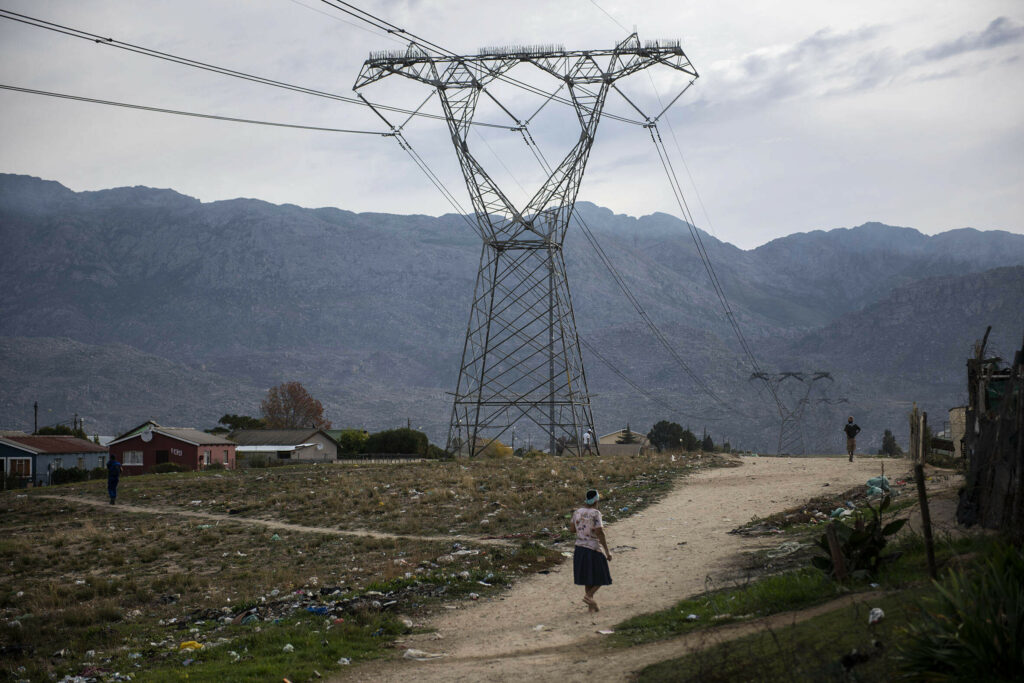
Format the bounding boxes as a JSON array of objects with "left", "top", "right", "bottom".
[
  {"left": 54, "top": 457, "right": 63, "bottom": 470},
  {"left": 8, "top": 459, "right": 30, "bottom": 476},
  {"left": 123, "top": 451, "right": 144, "bottom": 466},
  {"left": 99, "top": 455, "right": 106, "bottom": 467},
  {"left": 78, "top": 457, "right": 85, "bottom": 469},
  {"left": 203, "top": 450, "right": 211, "bottom": 466}
]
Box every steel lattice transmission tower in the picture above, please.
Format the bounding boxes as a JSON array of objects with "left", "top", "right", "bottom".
[
  {"left": 751, "top": 371, "right": 834, "bottom": 455},
  {"left": 355, "top": 35, "right": 697, "bottom": 456}
]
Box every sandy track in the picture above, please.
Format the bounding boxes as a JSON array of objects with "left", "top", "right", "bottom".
[
  {"left": 33, "top": 494, "right": 516, "bottom": 547},
  {"left": 344, "top": 456, "right": 895, "bottom": 682}
]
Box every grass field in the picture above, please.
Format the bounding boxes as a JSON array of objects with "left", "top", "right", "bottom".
[{"left": 0, "top": 451, "right": 719, "bottom": 681}]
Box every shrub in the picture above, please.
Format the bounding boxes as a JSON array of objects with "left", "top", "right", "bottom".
[
  {"left": 425, "top": 444, "right": 448, "bottom": 459},
  {"left": 811, "top": 495, "right": 905, "bottom": 579},
  {"left": 152, "top": 463, "right": 187, "bottom": 474},
  {"left": 363, "top": 428, "right": 428, "bottom": 455},
  {"left": 896, "top": 542, "right": 1024, "bottom": 680},
  {"left": 89, "top": 467, "right": 107, "bottom": 480},
  {"left": 50, "top": 467, "right": 90, "bottom": 485},
  {"left": 204, "top": 462, "right": 225, "bottom": 471}
]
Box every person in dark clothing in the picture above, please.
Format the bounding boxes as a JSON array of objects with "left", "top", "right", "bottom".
[
  {"left": 107, "top": 456, "right": 122, "bottom": 504},
  {"left": 844, "top": 417, "right": 861, "bottom": 462}
]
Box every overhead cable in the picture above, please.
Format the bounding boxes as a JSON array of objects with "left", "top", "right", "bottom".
[
  {"left": 0, "top": 84, "right": 387, "bottom": 135},
  {"left": 0, "top": 8, "right": 516, "bottom": 131}
]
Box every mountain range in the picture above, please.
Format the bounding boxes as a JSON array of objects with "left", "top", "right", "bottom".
[{"left": 1, "top": 173, "right": 1021, "bottom": 452}]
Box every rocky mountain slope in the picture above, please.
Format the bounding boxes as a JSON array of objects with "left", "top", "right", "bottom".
[{"left": 1, "top": 173, "right": 1021, "bottom": 450}]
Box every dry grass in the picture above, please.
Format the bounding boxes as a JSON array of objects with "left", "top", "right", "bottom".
[{"left": 0, "top": 452, "right": 720, "bottom": 680}]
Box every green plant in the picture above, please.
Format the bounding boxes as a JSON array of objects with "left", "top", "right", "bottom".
[
  {"left": 152, "top": 462, "right": 187, "bottom": 474},
  {"left": 204, "top": 462, "right": 226, "bottom": 471},
  {"left": 811, "top": 495, "right": 905, "bottom": 579},
  {"left": 363, "top": 427, "right": 428, "bottom": 455},
  {"left": 895, "top": 542, "right": 1024, "bottom": 680}
]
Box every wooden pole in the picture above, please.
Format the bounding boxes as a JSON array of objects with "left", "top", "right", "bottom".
[
  {"left": 825, "top": 521, "right": 848, "bottom": 581},
  {"left": 914, "top": 461, "right": 938, "bottom": 579}
]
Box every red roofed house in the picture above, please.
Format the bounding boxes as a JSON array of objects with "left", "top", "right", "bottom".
[{"left": 108, "top": 421, "right": 236, "bottom": 474}]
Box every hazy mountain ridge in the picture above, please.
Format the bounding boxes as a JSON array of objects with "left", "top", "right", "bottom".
[{"left": 1, "top": 174, "right": 1022, "bottom": 449}]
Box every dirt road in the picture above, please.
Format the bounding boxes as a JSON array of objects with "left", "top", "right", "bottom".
[{"left": 343, "top": 456, "right": 894, "bottom": 682}]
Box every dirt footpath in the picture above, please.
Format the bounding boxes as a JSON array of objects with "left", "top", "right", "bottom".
[{"left": 341, "top": 456, "right": 895, "bottom": 683}]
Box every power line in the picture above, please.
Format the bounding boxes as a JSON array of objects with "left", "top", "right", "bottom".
[
  {"left": 0, "top": 9, "right": 516, "bottom": 131},
  {"left": 0, "top": 84, "right": 387, "bottom": 135}
]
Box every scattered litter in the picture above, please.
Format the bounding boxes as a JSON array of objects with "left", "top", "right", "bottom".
[
  {"left": 870, "top": 583, "right": 880, "bottom": 588},
  {"left": 282, "top": 643, "right": 295, "bottom": 653},
  {"left": 866, "top": 476, "right": 891, "bottom": 492},
  {"left": 765, "top": 541, "right": 805, "bottom": 558},
  {"left": 611, "top": 545, "right": 638, "bottom": 553},
  {"left": 337, "top": 657, "right": 351, "bottom": 665},
  {"left": 182, "top": 658, "right": 194, "bottom": 667},
  {"left": 868, "top": 608, "right": 885, "bottom": 625},
  {"left": 830, "top": 508, "right": 852, "bottom": 519},
  {"left": 270, "top": 533, "right": 282, "bottom": 541},
  {"left": 403, "top": 648, "right": 445, "bottom": 661},
  {"left": 197, "top": 524, "right": 213, "bottom": 530},
  {"left": 677, "top": 541, "right": 688, "bottom": 546},
  {"left": 178, "top": 641, "right": 202, "bottom": 651},
  {"left": 477, "top": 581, "right": 492, "bottom": 587},
  {"left": 685, "top": 613, "right": 698, "bottom": 621},
  {"left": 597, "top": 629, "right": 615, "bottom": 635},
  {"left": 399, "top": 617, "right": 414, "bottom": 629},
  {"left": 560, "top": 552, "right": 573, "bottom": 558},
  {"left": 822, "top": 482, "right": 830, "bottom": 487},
  {"left": 306, "top": 606, "right": 329, "bottom": 615},
  {"left": 190, "top": 500, "right": 202, "bottom": 505},
  {"left": 468, "top": 593, "right": 479, "bottom": 600}
]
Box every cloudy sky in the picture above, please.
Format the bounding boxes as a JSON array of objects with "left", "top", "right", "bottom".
[{"left": 1, "top": 0, "right": 1022, "bottom": 247}]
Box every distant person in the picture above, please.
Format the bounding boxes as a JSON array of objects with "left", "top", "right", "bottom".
[
  {"left": 107, "top": 455, "right": 122, "bottom": 504},
  {"left": 555, "top": 436, "right": 567, "bottom": 457},
  {"left": 570, "top": 489, "right": 612, "bottom": 613},
  {"left": 844, "top": 417, "right": 861, "bottom": 462},
  {"left": 582, "top": 429, "right": 594, "bottom": 456}
]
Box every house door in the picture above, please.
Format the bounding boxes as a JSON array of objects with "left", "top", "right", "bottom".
[{"left": 156, "top": 450, "right": 169, "bottom": 465}]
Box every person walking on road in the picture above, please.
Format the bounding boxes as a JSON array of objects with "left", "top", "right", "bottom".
[
  {"left": 844, "top": 417, "right": 861, "bottom": 462},
  {"left": 570, "top": 489, "right": 613, "bottom": 613},
  {"left": 582, "top": 429, "right": 594, "bottom": 456},
  {"left": 107, "top": 455, "right": 122, "bottom": 504}
]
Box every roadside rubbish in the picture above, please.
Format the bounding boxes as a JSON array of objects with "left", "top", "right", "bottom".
[
  {"left": 597, "top": 630, "right": 615, "bottom": 635},
  {"left": 306, "top": 606, "right": 329, "bottom": 615},
  {"left": 282, "top": 643, "right": 295, "bottom": 653},
  {"left": 178, "top": 641, "right": 202, "bottom": 651},
  {"left": 337, "top": 658, "right": 351, "bottom": 665},
  {"left": 270, "top": 533, "right": 281, "bottom": 541},
  {"left": 403, "top": 648, "right": 445, "bottom": 661},
  {"left": 685, "top": 614, "right": 698, "bottom": 621},
  {"left": 868, "top": 608, "right": 885, "bottom": 625},
  {"left": 765, "top": 541, "right": 805, "bottom": 558},
  {"left": 830, "top": 508, "right": 852, "bottom": 519},
  {"left": 611, "top": 545, "right": 638, "bottom": 553}
]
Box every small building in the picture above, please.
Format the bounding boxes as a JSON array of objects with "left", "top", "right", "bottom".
[
  {"left": 108, "top": 421, "right": 236, "bottom": 473},
  {"left": 0, "top": 435, "right": 108, "bottom": 486},
  {"left": 229, "top": 429, "right": 339, "bottom": 462},
  {"left": 598, "top": 428, "right": 650, "bottom": 448}
]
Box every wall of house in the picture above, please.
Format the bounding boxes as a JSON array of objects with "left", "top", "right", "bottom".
[
  {"left": 0, "top": 442, "right": 34, "bottom": 486},
  {"left": 196, "top": 444, "right": 236, "bottom": 469},
  {"left": 292, "top": 433, "right": 338, "bottom": 460},
  {"left": 110, "top": 433, "right": 200, "bottom": 473},
  {"left": 36, "top": 452, "right": 108, "bottom": 485}
]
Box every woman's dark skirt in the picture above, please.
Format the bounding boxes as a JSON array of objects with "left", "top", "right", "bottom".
[{"left": 573, "top": 546, "right": 612, "bottom": 586}]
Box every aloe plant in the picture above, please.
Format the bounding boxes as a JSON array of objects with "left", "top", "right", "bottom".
[{"left": 811, "top": 495, "right": 906, "bottom": 579}]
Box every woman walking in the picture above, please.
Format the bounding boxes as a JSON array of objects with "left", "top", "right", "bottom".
[{"left": 570, "top": 489, "right": 613, "bottom": 612}]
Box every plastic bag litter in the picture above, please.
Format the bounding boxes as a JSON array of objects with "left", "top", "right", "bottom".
[
  {"left": 765, "top": 541, "right": 805, "bottom": 558},
  {"left": 830, "top": 508, "right": 852, "bottom": 519},
  {"left": 868, "top": 607, "right": 885, "bottom": 625},
  {"left": 866, "top": 476, "right": 891, "bottom": 492},
  {"left": 282, "top": 643, "right": 295, "bottom": 653},
  {"left": 178, "top": 641, "right": 203, "bottom": 651},
  {"left": 403, "top": 648, "right": 445, "bottom": 661},
  {"left": 866, "top": 486, "right": 886, "bottom": 497}
]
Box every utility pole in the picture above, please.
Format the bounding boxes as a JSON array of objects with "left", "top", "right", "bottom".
[{"left": 33, "top": 401, "right": 38, "bottom": 434}]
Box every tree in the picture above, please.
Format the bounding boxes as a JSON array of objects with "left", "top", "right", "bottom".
[
  {"left": 363, "top": 428, "right": 428, "bottom": 455},
  {"left": 701, "top": 434, "right": 714, "bottom": 452},
  {"left": 879, "top": 429, "right": 903, "bottom": 457},
  {"left": 681, "top": 428, "right": 700, "bottom": 452},
  {"left": 335, "top": 428, "right": 368, "bottom": 455},
  {"left": 647, "top": 421, "right": 685, "bottom": 452},
  {"left": 37, "top": 424, "right": 87, "bottom": 439},
  {"left": 217, "top": 414, "right": 266, "bottom": 432},
  {"left": 616, "top": 422, "right": 638, "bottom": 444},
  {"left": 260, "top": 382, "right": 331, "bottom": 429}
]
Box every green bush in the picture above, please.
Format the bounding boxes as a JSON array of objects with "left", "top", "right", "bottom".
[
  {"left": 204, "top": 462, "right": 225, "bottom": 471},
  {"left": 50, "top": 467, "right": 90, "bottom": 485},
  {"left": 363, "top": 428, "right": 428, "bottom": 455},
  {"left": 896, "top": 542, "right": 1024, "bottom": 680},
  {"left": 425, "top": 444, "right": 448, "bottom": 459},
  {"left": 89, "top": 467, "right": 107, "bottom": 480},
  {"left": 152, "top": 462, "right": 187, "bottom": 474}
]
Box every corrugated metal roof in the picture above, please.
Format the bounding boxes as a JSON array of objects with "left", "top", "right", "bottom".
[
  {"left": 158, "top": 428, "right": 236, "bottom": 446},
  {"left": 229, "top": 429, "right": 322, "bottom": 446},
  {"left": 0, "top": 435, "right": 107, "bottom": 454}
]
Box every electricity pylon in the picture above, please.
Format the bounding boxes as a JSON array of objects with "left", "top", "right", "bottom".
[
  {"left": 751, "top": 371, "right": 834, "bottom": 455},
  {"left": 355, "top": 36, "right": 697, "bottom": 455}
]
